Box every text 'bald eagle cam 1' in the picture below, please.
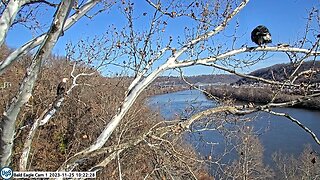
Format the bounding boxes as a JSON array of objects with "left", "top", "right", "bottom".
[{"left": 251, "top": 25, "right": 272, "bottom": 46}]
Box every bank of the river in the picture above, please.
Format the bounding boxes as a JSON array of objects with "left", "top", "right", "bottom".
[
  {"left": 205, "top": 85, "right": 320, "bottom": 110},
  {"left": 147, "top": 90, "right": 320, "bottom": 174},
  {"left": 147, "top": 85, "right": 189, "bottom": 96}
]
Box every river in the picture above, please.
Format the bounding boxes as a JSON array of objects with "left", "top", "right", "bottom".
[{"left": 147, "top": 90, "right": 320, "bottom": 171}]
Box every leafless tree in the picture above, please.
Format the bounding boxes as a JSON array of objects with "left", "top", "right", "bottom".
[
  {"left": 0, "top": 0, "right": 320, "bottom": 179},
  {"left": 0, "top": 0, "right": 115, "bottom": 167},
  {"left": 223, "top": 126, "right": 274, "bottom": 179},
  {"left": 273, "top": 145, "right": 320, "bottom": 180}
]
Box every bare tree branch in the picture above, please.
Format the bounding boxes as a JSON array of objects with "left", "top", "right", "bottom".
[
  {"left": 88, "top": 0, "right": 250, "bottom": 153},
  {"left": 126, "top": 46, "right": 170, "bottom": 95},
  {"left": 199, "top": 62, "right": 315, "bottom": 88},
  {"left": 0, "top": 0, "right": 31, "bottom": 46},
  {"left": 0, "top": 0, "right": 101, "bottom": 75},
  {"left": 169, "top": 46, "right": 320, "bottom": 69},
  {"left": 25, "top": 0, "right": 59, "bottom": 7},
  {"left": 59, "top": 89, "right": 320, "bottom": 173},
  {"left": 1, "top": 0, "right": 318, "bottom": 177},
  {"left": 264, "top": 109, "right": 320, "bottom": 145},
  {"left": 0, "top": 0, "right": 74, "bottom": 167},
  {"left": 19, "top": 63, "right": 95, "bottom": 170}
]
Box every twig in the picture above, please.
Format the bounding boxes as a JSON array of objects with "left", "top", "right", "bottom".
[
  {"left": 169, "top": 46, "right": 320, "bottom": 69},
  {"left": 264, "top": 109, "right": 320, "bottom": 145},
  {"left": 199, "top": 62, "right": 301, "bottom": 87},
  {"left": 20, "top": 62, "right": 95, "bottom": 170}
]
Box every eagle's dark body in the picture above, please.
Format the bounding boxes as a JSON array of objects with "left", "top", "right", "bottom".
[
  {"left": 57, "top": 82, "right": 66, "bottom": 97},
  {"left": 56, "top": 78, "right": 68, "bottom": 98},
  {"left": 251, "top": 25, "right": 272, "bottom": 46}
]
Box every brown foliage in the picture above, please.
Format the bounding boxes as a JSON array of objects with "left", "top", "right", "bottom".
[
  {"left": 0, "top": 45, "right": 210, "bottom": 179},
  {"left": 272, "top": 145, "right": 320, "bottom": 180}
]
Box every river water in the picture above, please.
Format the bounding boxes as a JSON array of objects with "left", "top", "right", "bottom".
[{"left": 147, "top": 90, "right": 320, "bottom": 169}]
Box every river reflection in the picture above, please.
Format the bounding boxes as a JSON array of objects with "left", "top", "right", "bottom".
[{"left": 147, "top": 90, "right": 320, "bottom": 168}]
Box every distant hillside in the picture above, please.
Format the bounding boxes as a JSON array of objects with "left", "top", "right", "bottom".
[
  {"left": 235, "top": 61, "right": 320, "bottom": 85},
  {"left": 154, "top": 74, "right": 241, "bottom": 86}
]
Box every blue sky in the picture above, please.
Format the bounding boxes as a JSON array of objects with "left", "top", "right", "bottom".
[{"left": 5, "top": 0, "right": 320, "bottom": 76}]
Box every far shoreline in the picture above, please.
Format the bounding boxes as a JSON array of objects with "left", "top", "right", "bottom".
[{"left": 203, "top": 85, "right": 320, "bottom": 111}]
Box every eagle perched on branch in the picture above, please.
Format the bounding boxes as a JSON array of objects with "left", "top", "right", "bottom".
[
  {"left": 251, "top": 25, "right": 272, "bottom": 46},
  {"left": 56, "top": 78, "right": 68, "bottom": 98}
]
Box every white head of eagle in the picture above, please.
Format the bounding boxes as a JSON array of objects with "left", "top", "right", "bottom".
[
  {"left": 251, "top": 25, "right": 272, "bottom": 46},
  {"left": 57, "top": 78, "right": 68, "bottom": 97}
]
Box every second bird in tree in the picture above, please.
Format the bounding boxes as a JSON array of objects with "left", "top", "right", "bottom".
[
  {"left": 251, "top": 25, "right": 272, "bottom": 46},
  {"left": 56, "top": 78, "right": 68, "bottom": 98}
]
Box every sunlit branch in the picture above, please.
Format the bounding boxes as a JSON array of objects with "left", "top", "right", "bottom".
[
  {"left": 88, "top": 150, "right": 123, "bottom": 174},
  {"left": 0, "top": 0, "right": 100, "bottom": 75},
  {"left": 177, "top": 68, "right": 220, "bottom": 101},
  {"left": 264, "top": 109, "right": 320, "bottom": 145},
  {"left": 1, "top": 0, "right": 75, "bottom": 167},
  {"left": 169, "top": 46, "right": 320, "bottom": 69},
  {"left": 167, "top": 0, "right": 250, "bottom": 66},
  {"left": 58, "top": 1, "right": 251, "bottom": 171},
  {"left": 292, "top": 69, "right": 318, "bottom": 85},
  {"left": 0, "top": 0, "right": 30, "bottom": 46},
  {"left": 169, "top": 93, "right": 320, "bottom": 135},
  {"left": 19, "top": 62, "right": 95, "bottom": 170},
  {"left": 61, "top": 93, "right": 320, "bottom": 172},
  {"left": 199, "top": 62, "right": 302, "bottom": 87},
  {"left": 126, "top": 47, "right": 170, "bottom": 95}
]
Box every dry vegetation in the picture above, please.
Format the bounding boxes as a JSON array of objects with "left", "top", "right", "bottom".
[
  {"left": 1, "top": 0, "right": 320, "bottom": 179},
  {"left": 1, "top": 45, "right": 319, "bottom": 179},
  {"left": 272, "top": 145, "right": 320, "bottom": 180},
  {"left": 0, "top": 47, "right": 210, "bottom": 179}
]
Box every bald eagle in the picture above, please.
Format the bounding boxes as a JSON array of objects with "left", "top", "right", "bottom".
[
  {"left": 56, "top": 78, "right": 68, "bottom": 98},
  {"left": 251, "top": 25, "right": 272, "bottom": 46}
]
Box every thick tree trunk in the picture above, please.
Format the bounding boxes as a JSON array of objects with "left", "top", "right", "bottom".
[
  {"left": 0, "top": 0, "right": 75, "bottom": 167},
  {"left": 88, "top": 0, "right": 250, "bottom": 153},
  {"left": 0, "top": 0, "right": 30, "bottom": 46},
  {"left": 0, "top": 0, "right": 100, "bottom": 75}
]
